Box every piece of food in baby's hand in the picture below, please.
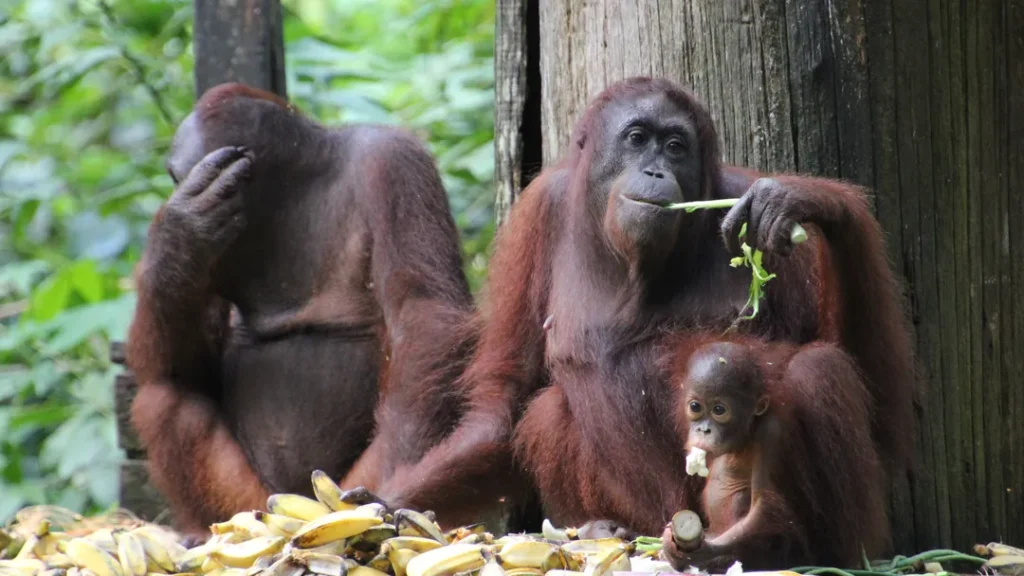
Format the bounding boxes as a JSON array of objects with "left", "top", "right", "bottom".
[{"left": 686, "top": 447, "right": 709, "bottom": 477}]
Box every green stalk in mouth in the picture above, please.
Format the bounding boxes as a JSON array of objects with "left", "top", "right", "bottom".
[{"left": 666, "top": 198, "right": 808, "bottom": 245}]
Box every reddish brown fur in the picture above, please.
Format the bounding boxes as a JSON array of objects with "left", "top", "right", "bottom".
[
  {"left": 656, "top": 335, "right": 886, "bottom": 570},
  {"left": 127, "top": 83, "right": 478, "bottom": 536},
  {"left": 374, "top": 77, "right": 915, "bottom": 568}
]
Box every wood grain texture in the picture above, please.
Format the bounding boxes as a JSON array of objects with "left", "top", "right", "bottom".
[
  {"left": 531, "top": 0, "right": 1024, "bottom": 552},
  {"left": 193, "top": 0, "right": 287, "bottom": 99},
  {"left": 495, "top": 0, "right": 528, "bottom": 225}
]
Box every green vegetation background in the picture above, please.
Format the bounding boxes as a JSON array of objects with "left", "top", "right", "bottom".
[{"left": 0, "top": 0, "right": 497, "bottom": 522}]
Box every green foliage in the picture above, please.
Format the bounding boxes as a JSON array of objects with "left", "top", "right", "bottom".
[{"left": 0, "top": 0, "right": 496, "bottom": 523}]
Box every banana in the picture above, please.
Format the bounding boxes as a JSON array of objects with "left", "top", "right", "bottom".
[
  {"left": 310, "top": 471, "right": 358, "bottom": 513},
  {"left": 986, "top": 543, "right": 1024, "bottom": 557},
  {"left": 559, "top": 539, "right": 625, "bottom": 556},
  {"left": 496, "top": 541, "right": 563, "bottom": 571},
  {"left": 348, "top": 525, "right": 399, "bottom": 552},
  {"left": 254, "top": 513, "right": 305, "bottom": 538},
  {"left": 393, "top": 511, "right": 446, "bottom": 545},
  {"left": 348, "top": 567, "right": 388, "bottom": 576},
  {"left": 381, "top": 538, "right": 445, "bottom": 555},
  {"left": 46, "top": 554, "right": 75, "bottom": 569},
  {"left": 61, "top": 538, "right": 124, "bottom": 576},
  {"left": 131, "top": 529, "right": 177, "bottom": 574},
  {"left": 266, "top": 495, "right": 332, "bottom": 522},
  {"left": 478, "top": 557, "right": 505, "bottom": 576},
  {"left": 365, "top": 554, "right": 391, "bottom": 574},
  {"left": 541, "top": 521, "right": 570, "bottom": 543},
  {"left": 387, "top": 548, "right": 419, "bottom": 576},
  {"left": 290, "top": 510, "right": 384, "bottom": 549},
  {"left": 211, "top": 513, "right": 272, "bottom": 540},
  {"left": 404, "top": 544, "right": 488, "bottom": 576},
  {"left": 445, "top": 525, "right": 486, "bottom": 545},
  {"left": 504, "top": 570, "right": 543, "bottom": 576},
  {"left": 15, "top": 535, "right": 39, "bottom": 561},
  {"left": 84, "top": 531, "right": 118, "bottom": 555},
  {"left": 261, "top": 556, "right": 304, "bottom": 576},
  {"left": 984, "top": 555, "right": 1024, "bottom": 576},
  {"left": 175, "top": 541, "right": 225, "bottom": 573},
  {"left": 288, "top": 551, "right": 354, "bottom": 576},
  {"left": 209, "top": 537, "right": 285, "bottom": 569},
  {"left": 581, "top": 543, "right": 632, "bottom": 576},
  {"left": 0, "top": 559, "right": 47, "bottom": 572},
  {"left": 115, "top": 533, "right": 148, "bottom": 576}
]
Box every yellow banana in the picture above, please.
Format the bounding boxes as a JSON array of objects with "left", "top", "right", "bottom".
[
  {"left": 581, "top": 543, "right": 632, "bottom": 576},
  {"left": 309, "top": 471, "right": 358, "bottom": 513},
  {"left": 61, "top": 538, "right": 124, "bottom": 576},
  {"left": 393, "top": 511, "right": 446, "bottom": 545},
  {"left": 45, "top": 553, "right": 75, "bottom": 569},
  {"left": 131, "top": 529, "right": 177, "bottom": 574},
  {"left": 349, "top": 567, "right": 389, "bottom": 576},
  {"left": 984, "top": 555, "right": 1024, "bottom": 576},
  {"left": 404, "top": 544, "right": 488, "bottom": 576},
  {"left": 559, "top": 539, "right": 624, "bottom": 556},
  {"left": 14, "top": 535, "right": 39, "bottom": 561},
  {"left": 288, "top": 551, "right": 354, "bottom": 576},
  {"left": 987, "top": 543, "right": 1024, "bottom": 557},
  {"left": 175, "top": 541, "right": 225, "bottom": 573},
  {"left": 255, "top": 514, "right": 305, "bottom": 538},
  {"left": 505, "top": 570, "right": 543, "bottom": 576},
  {"left": 267, "top": 495, "right": 332, "bottom": 522},
  {"left": 290, "top": 510, "right": 384, "bottom": 549},
  {"left": 84, "top": 530, "right": 118, "bottom": 555},
  {"left": 209, "top": 537, "right": 286, "bottom": 569},
  {"left": 0, "top": 559, "right": 46, "bottom": 572},
  {"left": 366, "top": 554, "right": 391, "bottom": 573},
  {"left": 115, "top": 533, "right": 148, "bottom": 576},
  {"left": 381, "top": 537, "right": 445, "bottom": 554},
  {"left": 497, "top": 541, "right": 563, "bottom": 571},
  {"left": 211, "top": 513, "right": 272, "bottom": 540},
  {"left": 387, "top": 548, "right": 419, "bottom": 576}
]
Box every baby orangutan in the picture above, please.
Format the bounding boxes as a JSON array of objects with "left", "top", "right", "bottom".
[{"left": 660, "top": 340, "right": 811, "bottom": 571}]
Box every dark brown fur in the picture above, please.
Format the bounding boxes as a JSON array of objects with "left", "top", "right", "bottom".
[
  {"left": 126, "top": 83, "right": 477, "bottom": 537},
  {"left": 372, "top": 77, "right": 915, "bottom": 568}
]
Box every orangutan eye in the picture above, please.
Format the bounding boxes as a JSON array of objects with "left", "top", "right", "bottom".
[
  {"left": 688, "top": 401, "right": 703, "bottom": 414},
  {"left": 711, "top": 404, "right": 728, "bottom": 416},
  {"left": 627, "top": 129, "right": 647, "bottom": 147},
  {"left": 666, "top": 138, "right": 685, "bottom": 155}
]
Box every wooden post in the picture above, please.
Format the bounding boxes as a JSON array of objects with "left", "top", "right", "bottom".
[
  {"left": 519, "top": 0, "right": 1024, "bottom": 554},
  {"left": 192, "top": 0, "right": 287, "bottom": 99},
  {"left": 493, "top": 0, "right": 542, "bottom": 224},
  {"left": 113, "top": 0, "right": 288, "bottom": 523}
]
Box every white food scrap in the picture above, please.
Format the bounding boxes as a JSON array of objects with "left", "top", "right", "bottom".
[{"left": 686, "top": 447, "right": 709, "bottom": 477}]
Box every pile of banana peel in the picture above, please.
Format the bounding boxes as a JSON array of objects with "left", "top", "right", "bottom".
[{"left": 1, "top": 470, "right": 1021, "bottom": 576}]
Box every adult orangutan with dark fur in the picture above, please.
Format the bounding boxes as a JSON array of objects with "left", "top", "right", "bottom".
[
  {"left": 656, "top": 336, "right": 886, "bottom": 570},
  {"left": 357, "top": 77, "right": 915, "bottom": 568},
  {"left": 125, "top": 83, "right": 484, "bottom": 540}
]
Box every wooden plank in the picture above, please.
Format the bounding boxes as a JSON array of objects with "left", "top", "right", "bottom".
[
  {"left": 924, "top": 0, "right": 971, "bottom": 552},
  {"left": 1006, "top": 0, "right": 1024, "bottom": 546},
  {"left": 115, "top": 372, "right": 144, "bottom": 459},
  {"left": 120, "top": 460, "right": 171, "bottom": 523},
  {"left": 494, "top": 0, "right": 528, "bottom": 225},
  {"left": 891, "top": 0, "right": 949, "bottom": 549},
  {"left": 192, "top": 0, "right": 287, "bottom": 99}
]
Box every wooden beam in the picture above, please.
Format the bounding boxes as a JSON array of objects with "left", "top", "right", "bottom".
[{"left": 192, "top": 0, "right": 287, "bottom": 99}]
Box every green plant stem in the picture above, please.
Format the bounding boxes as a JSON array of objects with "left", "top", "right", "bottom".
[{"left": 666, "top": 198, "right": 808, "bottom": 244}]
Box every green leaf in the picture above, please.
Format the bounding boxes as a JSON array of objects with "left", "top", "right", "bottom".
[
  {"left": 68, "top": 259, "right": 104, "bottom": 303},
  {"left": 27, "top": 270, "right": 72, "bottom": 321}
]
